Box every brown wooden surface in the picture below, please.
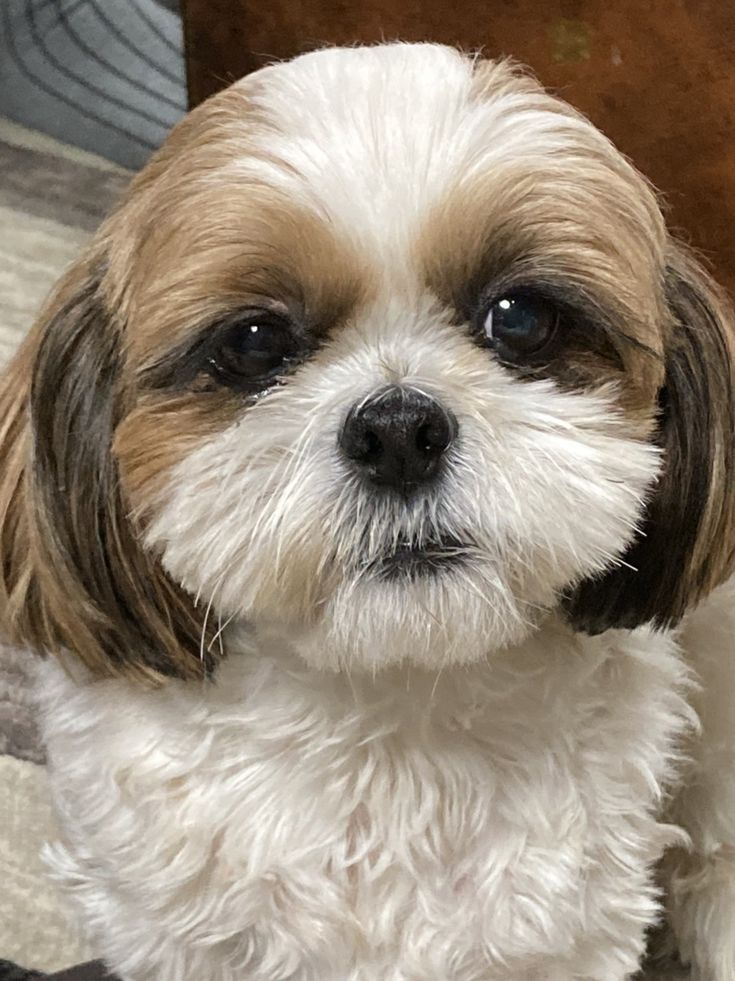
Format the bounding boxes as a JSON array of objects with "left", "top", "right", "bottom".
[{"left": 181, "top": 0, "right": 735, "bottom": 293}]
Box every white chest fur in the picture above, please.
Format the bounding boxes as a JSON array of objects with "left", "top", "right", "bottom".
[{"left": 38, "top": 619, "right": 691, "bottom": 981}]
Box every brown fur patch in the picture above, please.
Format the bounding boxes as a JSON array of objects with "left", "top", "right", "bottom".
[
  {"left": 114, "top": 392, "right": 241, "bottom": 517},
  {"left": 0, "top": 258, "right": 214, "bottom": 683},
  {"left": 567, "top": 245, "right": 735, "bottom": 630},
  {"left": 120, "top": 192, "right": 365, "bottom": 375},
  {"left": 0, "top": 330, "right": 36, "bottom": 640},
  {"left": 95, "top": 84, "right": 367, "bottom": 374},
  {"left": 0, "top": 79, "right": 370, "bottom": 683},
  {"left": 419, "top": 57, "right": 669, "bottom": 429}
]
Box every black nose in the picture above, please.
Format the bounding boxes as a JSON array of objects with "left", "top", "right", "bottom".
[{"left": 339, "top": 387, "right": 457, "bottom": 493}]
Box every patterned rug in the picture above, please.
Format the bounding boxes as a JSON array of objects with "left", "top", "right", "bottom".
[{"left": 0, "top": 0, "right": 185, "bottom": 170}]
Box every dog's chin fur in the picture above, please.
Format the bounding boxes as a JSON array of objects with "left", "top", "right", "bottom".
[
  {"left": 2, "top": 41, "right": 735, "bottom": 981},
  {"left": 279, "top": 575, "right": 533, "bottom": 672}
]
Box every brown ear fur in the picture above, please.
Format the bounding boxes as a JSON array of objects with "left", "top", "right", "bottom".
[
  {"left": 0, "top": 257, "right": 211, "bottom": 683},
  {"left": 567, "top": 245, "right": 735, "bottom": 633}
]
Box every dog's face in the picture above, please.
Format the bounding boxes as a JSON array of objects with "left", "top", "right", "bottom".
[{"left": 1, "top": 44, "right": 734, "bottom": 680}]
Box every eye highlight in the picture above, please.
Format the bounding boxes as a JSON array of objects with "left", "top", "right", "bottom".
[
  {"left": 482, "top": 291, "right": 560, "bottom": 359},
  {"left": 207, "top": 311, "right": 302, "bottom": 389}
]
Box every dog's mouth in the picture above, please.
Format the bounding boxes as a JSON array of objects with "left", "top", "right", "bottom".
[{"left": 369, "top": 533, "right": 472, "bottom": 580}]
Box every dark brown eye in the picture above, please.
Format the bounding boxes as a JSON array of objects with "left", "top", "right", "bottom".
[
  {"left": 208, "top": 313, "right": 300, "bottom": 387},
  {"left": 483, "top": 292, "right": 559, "bottom": 358}
]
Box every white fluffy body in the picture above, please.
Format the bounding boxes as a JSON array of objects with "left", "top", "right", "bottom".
[
  {"left": 40, "top": 620, "right": 692, "bottom": 981},
  {"left": 26, "top": 43, "right": 735, "bottom": 981}
]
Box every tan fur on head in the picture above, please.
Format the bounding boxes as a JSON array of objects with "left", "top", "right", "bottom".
[
  {"left": 1, "top": 43, "right": 735, "bottom": 683},
  {"left": 0, "top": 257, "right": 212, "bottom": 684}
]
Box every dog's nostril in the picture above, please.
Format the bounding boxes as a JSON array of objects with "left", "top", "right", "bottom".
[
  {"left": 362, "top": 428, "right": 383, "bottom": 462},
  {"left": 416, "top": 418, "right": 452, "bottom": 456},
  {"left": 416, "top": 423, "right": 434, "bottom": 455},
  {"left": 339, "top": 387, "right": 457, "bottom": 493}
]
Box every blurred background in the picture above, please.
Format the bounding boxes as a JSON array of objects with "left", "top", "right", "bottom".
[
  {"left": 1, "top": 0, "right": 732, "bottom": 975},
  {"left": 1, "top": 0, "right": 185, "bottom": 169}
]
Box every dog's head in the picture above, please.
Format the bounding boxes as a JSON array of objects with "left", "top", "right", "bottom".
[{"left": 1, "top": 44, "right": 734, "bottom": 680}]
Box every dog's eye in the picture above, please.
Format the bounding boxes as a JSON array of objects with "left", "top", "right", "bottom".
[
  {"left": 208, "top": 313, "right": 300, "bottom": 387},
  {"left": 482, "top": 292, "right": 559, "bottom": 358}
]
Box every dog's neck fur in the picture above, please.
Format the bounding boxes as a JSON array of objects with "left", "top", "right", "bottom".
[{"left": 39, "top": 616, "right": 692, "bottom": 980}]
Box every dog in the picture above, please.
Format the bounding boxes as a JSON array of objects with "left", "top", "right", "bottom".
[{"left": 1, "top": 42, "right": 733, "bottom": 981}]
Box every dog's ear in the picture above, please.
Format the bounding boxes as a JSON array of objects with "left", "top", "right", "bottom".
[
  {"left": 0, "top": 256, "right": 211, "bottom": 683},
  {"left": 566, "top": 245, "right": 735, "bottom": 634}
]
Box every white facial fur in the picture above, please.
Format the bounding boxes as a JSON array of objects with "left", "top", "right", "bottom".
[
  {"left": 146, "top": 292, "right": 658, "bottom": 671},
  {"left": 142, "top": 44, "right": 663, "bottom": 671}
]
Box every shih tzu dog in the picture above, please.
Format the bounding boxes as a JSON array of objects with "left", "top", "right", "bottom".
[{"left": 1, "top": 42, "right": 734, "bottom": 981}]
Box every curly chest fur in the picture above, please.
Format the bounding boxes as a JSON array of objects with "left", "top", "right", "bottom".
[{"left": 39, "top": 620, "right": 691, "bottom": 981}]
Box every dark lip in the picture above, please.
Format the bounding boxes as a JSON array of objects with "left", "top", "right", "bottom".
[{"left": 371, "top": 534, "right": 472, "bottom": 580}]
